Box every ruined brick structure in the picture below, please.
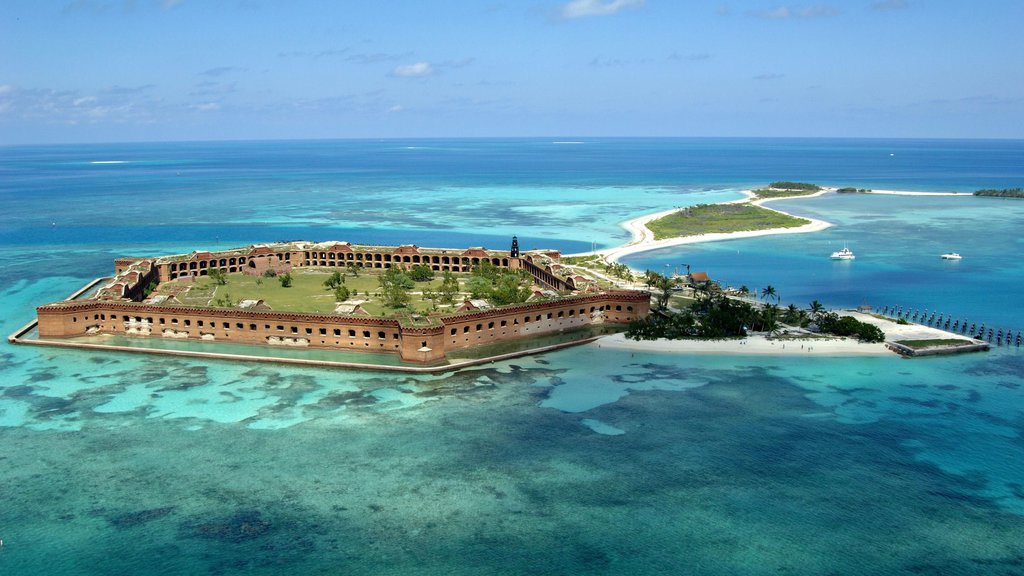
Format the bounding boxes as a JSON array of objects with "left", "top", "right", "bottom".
[{"left": 38, "top": 239, "right": 650, "bottom": 363}]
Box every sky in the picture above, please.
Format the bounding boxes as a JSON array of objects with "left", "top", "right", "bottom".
[{"left": 2, "top": 0, "right": 1023, "bottom": 144}]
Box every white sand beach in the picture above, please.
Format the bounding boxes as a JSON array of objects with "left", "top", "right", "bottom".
[
  {"left": 596, "top": 332, "right": 890, "bottom": 356},
  {"left": 863, "top": 189, "right": 973, "bottom": 197},
  {"left": 595, "top": 310, "right": 979, "bottom": 358}
]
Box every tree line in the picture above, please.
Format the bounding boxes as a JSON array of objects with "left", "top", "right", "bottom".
[
  {"left": 768, "top": 181, "right": 821, "bottom": 191},
  {"left": 626, "top": 281, "right": 885, "bottom": 343}
]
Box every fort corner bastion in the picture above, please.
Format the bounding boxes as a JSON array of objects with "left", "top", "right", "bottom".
[{"left": 31, "top": 237, "right": 650, "bottom": 365}]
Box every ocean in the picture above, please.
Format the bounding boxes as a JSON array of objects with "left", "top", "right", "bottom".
[{"left": 1, "top": 138, "right": 1023, "bottom": 575}]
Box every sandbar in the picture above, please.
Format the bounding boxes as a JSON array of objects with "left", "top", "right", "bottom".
[{"left": 862, "top": 189, "right": 973, "bottom": 197}]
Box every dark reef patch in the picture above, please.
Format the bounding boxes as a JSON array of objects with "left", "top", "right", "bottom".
[
  {"left": 4, "top": 384, "right": 35, "bottom": 398},
  {"left": 183, "top": 510, "right": 274, "bottom": 543}
]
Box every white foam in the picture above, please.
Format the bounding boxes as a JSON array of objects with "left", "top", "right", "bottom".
[{"left": 89, "top": 160, "right": 128, "bottom": 164}]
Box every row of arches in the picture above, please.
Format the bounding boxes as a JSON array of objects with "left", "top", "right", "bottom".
[
  {"left": 168, "top": 257, "right": 248, "bottom": 272},
  {"left": 304, "top": 251, "right": 509, "bottom": 268}
]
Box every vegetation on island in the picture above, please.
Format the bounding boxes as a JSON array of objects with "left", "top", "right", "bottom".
[
  {"left": 769, "top": 181, "right": 822, "bottom": 191},
  {"left": 751, "top": 188, "right": 821, "bottom": 200},
  {"left": 208, "top": 268, "right": 228, "bottom": 285},
  {"left": 463, "top": 261, "right": 533, "bottom": 307},
  {"left": 626, "top": 278, "right": 885, "bottom": 343},
  {"left": 836, "top": 187, "right": 872, "bottom": 193},
  {"left": 814, "top": 311, "right": 886, "bottom": 342},
  {"left": 646, "top": 203, "right": 810, "bottom": 241},
  {"left": 378, "top": 266, "right": 414, "bottom": 308},
  {"left": 751, "top": 182, "right": 822, "bottom": 200},
  {"left": 557, "top": 255, "right": 634, "bottom": 287},
  {"left": 974, "top": 188, "right": 1024, "bottom": 198}
]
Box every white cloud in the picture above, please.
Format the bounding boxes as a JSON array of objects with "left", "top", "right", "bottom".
[
  {"left": 755, "top": 5, "right": 840, "bottom": 19},
  {"left": 387, "top": 105, "right": 404, "bottom": 113},
  {"left": 161, "top": 0, "right": 185, "bottom": 8},
  {"left": 561, "top": 0, "right": 644, "bottom": 19},
  {"left": 391, "top": 62, "right": 434, "bottom": 78},
  {"left": 190, "top": 102, "right": 221, "bottom": 112}
]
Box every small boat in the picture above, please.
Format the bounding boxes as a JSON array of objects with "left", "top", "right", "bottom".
[
  {"left": 941, "top": 253, "right": 962, "bottom": 260},
  {"left": 830, "top": 246, "right": 855, "bottom": 260}
]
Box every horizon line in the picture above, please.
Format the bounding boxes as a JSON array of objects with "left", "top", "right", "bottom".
[{"left": 4, "top": 134, "right": 1024, "bottom": 148}]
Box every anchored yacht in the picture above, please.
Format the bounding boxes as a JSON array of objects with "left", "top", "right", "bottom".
[{"left": 830, "top": 246, "right": 855, "bottom": 260}]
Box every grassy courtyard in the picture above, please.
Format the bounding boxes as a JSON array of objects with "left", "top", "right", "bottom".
[{"left": 163, "top": 268, "right": 471, "bottom": 317}]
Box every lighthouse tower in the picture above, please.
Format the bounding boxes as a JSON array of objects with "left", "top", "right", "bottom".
[{"left": 510, "top": 235, "right": 520, "bottom": 258}]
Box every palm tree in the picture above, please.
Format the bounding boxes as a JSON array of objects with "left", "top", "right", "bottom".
[
  {"left": 737, "top": 285, "right": 751, "bottom": 301},
  {"left": 785, "top": 303, "right": 800, "bottom": 324},
  {"left": 643, "top": 270, "right": 656, "bottom": 289},
  {"left": 761, "top": 285, "right": 778, "bottom": 304},
  {"left": 761, "top": 303, "right": 781, "bottom": 335},
  {"left": 809, "top": 300, "right": 825, "bottom": 321},
  {"left": 757, "top": 303, "right": 778, "bottom": 334}
]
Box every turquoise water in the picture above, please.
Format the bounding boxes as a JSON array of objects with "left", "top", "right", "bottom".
[
  {"left": 625, "top": 192, "right": 1024, "bottom": 330},
  {"left": 2, "top": 138, "right": 1024, "bottom": 575}
]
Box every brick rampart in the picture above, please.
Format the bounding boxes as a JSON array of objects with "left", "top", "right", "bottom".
[{"left": 37, "top": 290, "right": 649, "bottom": 363}]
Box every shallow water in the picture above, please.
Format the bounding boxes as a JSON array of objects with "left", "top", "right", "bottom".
[{"left": 2, "top": 138, "right": 1024, "bottom": 574}]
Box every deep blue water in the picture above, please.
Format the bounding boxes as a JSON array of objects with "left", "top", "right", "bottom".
[{"left": 2, "top": 138, "right": 1024, "bottom": 575}]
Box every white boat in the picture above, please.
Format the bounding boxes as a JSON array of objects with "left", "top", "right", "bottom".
[
  {"left": 941, "top": 252, "right": 962, "bottom": 260},
  {"left": 830, "top": 246, "right": 855, "bottom": 260}
]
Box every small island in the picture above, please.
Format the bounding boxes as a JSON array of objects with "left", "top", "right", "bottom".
[
  {"left": 974, "top": 188, "right": 1024, "bottom": 198},
  {"left": 644, "top": 181, "right": 823, "bottom": 241},
  {"left": 646, "top": 203, "right": 810, "bottom": 240}
]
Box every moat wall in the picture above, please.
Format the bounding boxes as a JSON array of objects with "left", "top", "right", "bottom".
[{"left": 36, "top": 291, "right": 649, "bottom": 363}]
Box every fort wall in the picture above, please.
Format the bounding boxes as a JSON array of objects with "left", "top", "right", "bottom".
[
  {"left": 37, "top": 291, "right": 648, "bottom": 363},
  {"left": 149, "top": 242, "right": 525, "bottom": 282}
]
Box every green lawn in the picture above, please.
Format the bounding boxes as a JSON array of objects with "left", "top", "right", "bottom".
[
  {"left": 165, "top": 268, "right": 470, "bottom": 317},
  {"left": 646, "top": 203, "right": 810, "bottom": 241}
]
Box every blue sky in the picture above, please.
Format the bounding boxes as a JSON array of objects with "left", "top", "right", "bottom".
[{"left": 2, "top": 0, "right": 1022, "bottom": 143}]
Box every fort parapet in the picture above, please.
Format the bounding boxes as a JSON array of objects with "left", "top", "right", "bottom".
[{"left": 36, "top": 239, "right": 650, "bottom": 364}]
